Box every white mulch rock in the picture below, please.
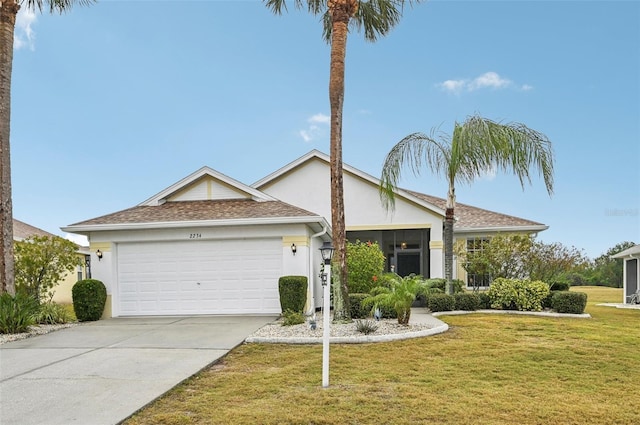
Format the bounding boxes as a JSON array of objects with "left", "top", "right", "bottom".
[
  {"left": 0, "top": 323, "right": 78, "bottom": 345},
  {"left": 248, "top": 312, "right": 434, "bottom": 341}
]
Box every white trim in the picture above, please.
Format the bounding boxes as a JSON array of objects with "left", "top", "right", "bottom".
[
  {"left": 62, "top": 216, "right": 331, "bottom": 234},
  {"left": 140, "top": 166, "right": 276, "bottom": 206}
]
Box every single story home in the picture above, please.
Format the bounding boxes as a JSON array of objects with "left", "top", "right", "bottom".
[
  {"left": 63, "top": 150, "right": 548, "bottom": 317},
  {"left": 611, "top": 244, "right": 640, "bottom": 304}
]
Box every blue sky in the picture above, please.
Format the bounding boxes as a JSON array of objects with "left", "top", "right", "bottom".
[{"left": 10, "top": 0, "right": 639, "bottom": 259}]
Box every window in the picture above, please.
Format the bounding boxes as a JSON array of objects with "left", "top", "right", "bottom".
[{"left": 466, "top": 237, "right": 491, "bottom": 288}]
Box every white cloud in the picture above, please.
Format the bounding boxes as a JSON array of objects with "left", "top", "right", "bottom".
[
  {"left": 439, "top": 79, "right": 467, "bottom": 95},
  {"left": 308, "top": 113, "right": 330, "bottom": 125},
  {"left": 65, "top": 233, "right": 89, "bottom": 247},
  {"left": 469, "top": 72, "right": 512, "bottom": 90},
  {"left": 438, "top": 72, "right": 530, "bottom": 94},
  {"left": 299, "top": 113, "right": 329, "bottom": 143},
  {"left": 14, "top": 8, "right": 37, "bottom": 51}
]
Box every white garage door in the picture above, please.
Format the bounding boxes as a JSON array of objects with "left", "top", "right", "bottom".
[{"left": 117, "top": 238, "right": 282, "bottom": 316}]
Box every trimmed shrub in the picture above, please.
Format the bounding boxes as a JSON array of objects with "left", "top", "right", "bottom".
[
  {"left": 346, "top": 240, "right": 385, "bottom": 293},
  {"left": 278, "top": 276, "right": 307, "bottom": 314},
  {"left": 0, "top": 292, "right": 37, "bottom": 334},
  {"left": 36, "top": 302, "right": 73, "bottom": 325},
  {"left": 72, "top": 279, "right": 107, "bottom": 322},
  {"left": 552, "top": 291, "right": 588, "bottom": 314},
  {"left": 454, "top": 293, "right": 480, "bottom": 311},
  {"left": 427, "top": 293, "right": 455, "bottom": 312},
  {"left": 487, "top": 278, "right": 550, "bottom": 312},
  {"left": 548, "top": 279, "right": 570, "bottom": 291},
  {"left": 478, "top": 292, "right": 492, "bottom": 309},
  {"left": 281, "top": 309, "right": 305, "bottom": 326},
  {"left": 542, "top": 290, "right": 560, "bottom": 310},
  {"left": 424, "top": 278, "right": 465, "bottom": 294},
  {"left": 349, "top": 293, "right": 371, "bottom": 319}
]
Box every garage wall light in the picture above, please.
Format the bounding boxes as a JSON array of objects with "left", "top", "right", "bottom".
[
  {"left": 96, "top": 249, "right": 103, "bottom": 261},
  {"left": 291, "top": 243, "right": 297, "bottom": 256}
]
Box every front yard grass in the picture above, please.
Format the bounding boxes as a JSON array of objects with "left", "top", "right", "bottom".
[{"left": 125, "top": 287, "right": 640, "bottom": 425}]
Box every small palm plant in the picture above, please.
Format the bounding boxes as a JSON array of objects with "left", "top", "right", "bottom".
[{"left": 362, "top": 274, "right": 433, "bottom": 325}]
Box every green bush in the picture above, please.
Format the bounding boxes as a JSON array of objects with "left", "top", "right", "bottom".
[
  {"left": 427, "top": 293, "right": 455, "bottom": 312},
  {"left": 72, "top": 279, "right": 107, "bottom": 322},
  {"left": 424, "top": 278, "right": 465, "bottom": 294},
  {"left": 35, "top": 302, "right": 73, "bottom": 325},
  {"left": 454, "top": 293, "right": 480, "bottom": 311},
  {"left": 487, "top": 278, "right": 550, "bottom": 312},
  {"left": 478, "top": 292, "right": 492, "bottom": 309},
  {"left": 548, "top": 278, "right": 571, "bottom": 291},
  {"left": 349, "top": 293, "right": 371, "bottom": 319},
  {"left": 278, "top": 276, "right": 307, "bottom": 314},
  {"left": 281, "top": 309, "right": 305, "bottom": 326},
  {"left": 542, "top": 290, "right": 560, "bottom": 309},
  {"left": 551, "top": 291, "right": 588, "bottom": 314},
  {"left": 0, "top": 292, "right": 37, "bottom": 334},
  {"left": 346, "top": 240, "right": 385, "bottom": 293}
]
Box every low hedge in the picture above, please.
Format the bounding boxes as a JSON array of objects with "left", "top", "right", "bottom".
[
  {"left": 478, "top": 292, "right": 492, "bottom": 309},
  {"left": 278, "top": 276, "right": 307, "bottom": 314},
  {"left": 72, "top": 279, "right": 107, "bottom": 322},
  {"left": 427, "top": 293, "right": 455, "bottom": 312},
  {"left": 551, "top": 291, "right": 588, "bottom": 314},
  {"left": 349, "top": 293, "right": 371, "bottom": 319},
  {"left": 454, "top": 293, "right": 480, "bottom": 311}
]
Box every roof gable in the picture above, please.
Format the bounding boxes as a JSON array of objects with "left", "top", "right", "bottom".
[
  {"left": 254, "top": 150, "right": 446, "bottom": 217},
  {"left": 13, "top": 219, "right": 55, "bottom": 241},
  {"left": 141, "top": 166, "right": 275, "bottom": 206}
]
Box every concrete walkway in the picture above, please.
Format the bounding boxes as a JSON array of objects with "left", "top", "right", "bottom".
[{"left": 0, "top": 315, "right": 274, "bottom": 425}]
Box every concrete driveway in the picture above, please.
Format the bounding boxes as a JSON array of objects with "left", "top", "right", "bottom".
[{"left": 0, "top": 315, "right": 274, "bottom": 425}]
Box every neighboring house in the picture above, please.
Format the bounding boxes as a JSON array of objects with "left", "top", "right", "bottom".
[
  {"left": 63, "top": 150, "right": 548, "bottom": 318},
  {"left": 611, "top": 244, "right": 640, "bottom": 304},
  {"left": 13, "top": 219, "right": 90, "bottom": 303}
]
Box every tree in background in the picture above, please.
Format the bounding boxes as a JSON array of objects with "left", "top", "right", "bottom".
[
  {"left": 587, "top": 241, "right": 636, "bottom": 287},
  {"left": 264, "top": 0, "right": 424, "bottom": 321},
  {"left": 15, "top": 235, "right": 80, "bottom": 303},
  {"left": 0, "top": 0, "right": 95, "bottom": 295},
  {"left": 380, "top": 115, "right": 555, "bottom": 295},
  {"left": 456, "top": 234, "right": 588, "bottom": 289}
]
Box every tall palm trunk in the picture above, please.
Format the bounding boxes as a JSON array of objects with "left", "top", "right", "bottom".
[
  {"left": 444, "top": 184, "right": 455, "bottom": 295},
  {"left": 328, "top": 0, "right": 356, "bottom": 321},
  {"left": 0, "top": 0, "right": 19, "bottom": 295}
]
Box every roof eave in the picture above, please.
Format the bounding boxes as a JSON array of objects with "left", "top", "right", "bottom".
[
  {"left": 454, "top": 225, "right": 549, "bottom": 234},
  {"left": 61, "top": 216, "right": 331, "bottom": 235}
]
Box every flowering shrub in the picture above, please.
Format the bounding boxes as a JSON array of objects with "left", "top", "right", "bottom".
[
  {"left": 488, "top": 278, "right": 550, "bottom": 312},
  {"left": 346, "top": 240, "right": 385, "bottom": 293}
]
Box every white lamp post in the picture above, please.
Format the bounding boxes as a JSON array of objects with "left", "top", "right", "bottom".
[{"left": 319, "top": 241, "right": 334, "bottom": 388}]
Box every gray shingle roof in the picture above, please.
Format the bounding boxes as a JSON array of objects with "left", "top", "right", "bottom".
[
  {"left": 13, "top": 219, "right": 55, "bottom": 240},
  {"left": 68, "top": 199, "right": 320, "bottom": 226},
  {"left": 405, "top": 190, "right": 545, "bottom": 230}
]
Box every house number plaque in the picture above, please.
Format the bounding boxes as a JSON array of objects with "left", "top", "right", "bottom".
[{"left": 189, "top": 233, "right": 202, "bottom": 239}]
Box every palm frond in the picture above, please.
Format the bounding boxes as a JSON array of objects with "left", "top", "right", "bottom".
[
  {"left": 21, "top": 0, "right": 94, "bottom": 14},
  {"left": 452, "top": 114, "right": 555, "bottom": 195},
  {"left": 379, "top": 132, "right": 449, "bottom": 211}
]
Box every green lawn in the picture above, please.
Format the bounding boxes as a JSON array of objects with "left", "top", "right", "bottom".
[{"left": 125, "top": 287, "right": 639, "bottom": 425}]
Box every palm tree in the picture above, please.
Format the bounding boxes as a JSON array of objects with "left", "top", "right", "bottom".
[
  {"left": 0, "top": 0, "right": 94, "bottom": 294},
  {"left": 379, "top": 114, "right": 555, "bottom": 295},
  {"left": 264, "top": 0, "right": 423, "bottom": 321}
]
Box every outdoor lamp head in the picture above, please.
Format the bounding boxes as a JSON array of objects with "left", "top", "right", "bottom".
[
  {"left": 96, "top": 249, "right": 103, "bottom": 261},
  {"left": 319, "top": 241, "right": 334, "bottom": 265}
]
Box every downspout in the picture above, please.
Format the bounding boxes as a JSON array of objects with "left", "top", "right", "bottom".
[{"left": 308, "top": 225, "right": 329, "bottom": 315}]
